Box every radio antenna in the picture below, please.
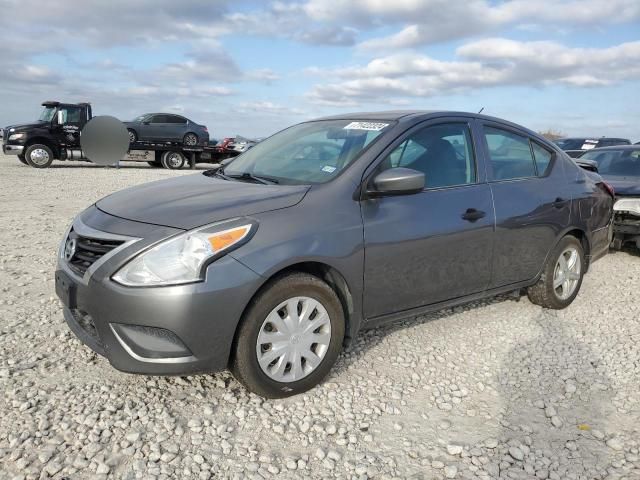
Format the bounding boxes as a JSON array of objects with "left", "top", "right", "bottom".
[{"left": 478, "top": 107, "right": 485, "bottom": 114}]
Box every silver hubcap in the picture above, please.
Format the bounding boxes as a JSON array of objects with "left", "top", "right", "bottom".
[
  {"left": 129, "top": 131, "right": 136, "bottom": 142},
  {"left": 185, "top": 134, "right": 197, "bottom": 146},
  {"left": 256, "top": 297, "right": 332, "bottom": 383},
  {"left": 166, "top": 153, "right": 182, "bottom": 168},
  {"left": 30, "top": 148, "right": 49, "bottom": 165},
  {"left": 553, "top": 247, "right": 581, "bottom": 300}
]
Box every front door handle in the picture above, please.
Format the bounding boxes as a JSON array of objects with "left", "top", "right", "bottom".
[
  {"left": 553, "top": 197, "right": 566, "bottom": 209},
  {"left": 461, "top": 208, "right": 486, "bottom": 222}
]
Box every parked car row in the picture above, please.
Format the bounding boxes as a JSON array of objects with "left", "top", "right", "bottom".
[
  {"left": 56, "top": 110, "right": 617, "bottom": 398},
  {"left": 554, "top": 136, "right": 631, "bottom": 157}
]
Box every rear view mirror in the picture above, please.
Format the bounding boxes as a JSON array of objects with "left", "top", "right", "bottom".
[{"left": 369, "top": 168, "right": 425, "bottom": 196}]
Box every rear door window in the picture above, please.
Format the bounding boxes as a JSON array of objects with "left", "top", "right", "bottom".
[
  {"left": 531, "top": 142, "right": 553, "bottom": 176},
  {"left": 166, "top": 115, "right": 186, "bottom": 124},
  {"left": 484, "top": 127, "right": 536, "bottom": 180}
]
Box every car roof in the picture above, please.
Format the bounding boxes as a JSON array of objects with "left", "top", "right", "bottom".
[
  {"left": 315, "top": 110, "right": 514, "bottom": 122},
  {"left": 311, "top": 110, "right": 543, "bottom": 139},
  {"left": 143, "top": 113, "right": 187, "bottom": 118}
]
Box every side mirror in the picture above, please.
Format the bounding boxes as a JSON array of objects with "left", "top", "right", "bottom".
[
  {"left": 575, "top": 159, "right": 599, "bottom": 173},
  {"left": 369, "top": 168, "right": 425, "bottom": 196},
  {"left": 56, "top": 110, "right": 65, "bottom": 125}
]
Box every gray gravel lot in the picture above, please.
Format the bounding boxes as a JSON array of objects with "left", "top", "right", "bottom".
[{"left": 1, "top": 154, "right": 639, "bottom": 480}]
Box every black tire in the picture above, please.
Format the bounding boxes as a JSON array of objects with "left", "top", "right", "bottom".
[
  {"left": 527, "top": 235, "right": 585, "bottom": 309},
  {"left": 161, "top": 151, "right": 185, "bottom": 170},
  {"left": 147, "top": 160, "right": 162, "bottom": 168},
  {"left": 128, "top": 129, "right": 137, "bottom": 144},
  {"left": 231, "top": 273, "right": 345, "bottom": 398},
  {"left": 183, "top": 133, "right": 198, "bottom": 146},
  {"left": 17, "top": 154, "right": 27, "bottom": 165},
  {"left": 25, "top": 144, "right": 54, "bottom": 168}
]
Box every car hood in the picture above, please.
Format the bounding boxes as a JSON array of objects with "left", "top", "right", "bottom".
[
  {"left": 4, "top": 121, "right": 46, "bottom": 131},
  {"left": 96, "top": 173, "right": 310, "bottom": 230},
  {"left": 602, "top": 176, "right": 640, "bottom": 197}
]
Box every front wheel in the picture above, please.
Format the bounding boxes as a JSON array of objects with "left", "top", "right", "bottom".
[
  {"left": 25, "top": 144, "right": 54, "bottom": 168},
  {"left": 527, "top": 235, "right": 585, "bottom": 309},
  {"left": 232, "top": 273, "right": 345, "bottom": 398},
  {"left": 128, "top": 129, "right": 137, "bottom": 144}
]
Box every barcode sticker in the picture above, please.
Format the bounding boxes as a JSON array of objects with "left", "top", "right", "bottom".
[{"left": 343, "top": 121, "right": 389, "bottom": 131}]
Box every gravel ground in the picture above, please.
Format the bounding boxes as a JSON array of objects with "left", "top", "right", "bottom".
[{"left": 1, "top": 153, "right": 639, "bottom": 480}]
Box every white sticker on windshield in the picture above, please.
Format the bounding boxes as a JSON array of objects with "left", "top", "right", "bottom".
[
  {"left": 321, "top": 165, "right": 337, "bottom": 173},
  {"left": 581, "top": 143, "right": 597, "bottom": 150},
  {"left": 343, "top": 121, "right": 389, "bottom": 131}
]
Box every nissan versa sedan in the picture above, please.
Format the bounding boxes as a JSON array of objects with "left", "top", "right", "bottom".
[{"left": 56, "top": 111, "right": 613, "bottom": 398}]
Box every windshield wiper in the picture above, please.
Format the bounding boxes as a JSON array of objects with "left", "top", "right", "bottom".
[{"left": 225, "top": 172, "right": 279, "bottom": 185}]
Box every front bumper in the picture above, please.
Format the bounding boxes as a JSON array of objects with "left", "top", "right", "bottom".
[
  {"left": 612, "top": 212, "right": 640, "bottom": 246},
  {"left": 2, "top": 144, "right": 24, "bottom": 155},
  {"left": 56, "top": 208, "right": 263, "bottom": 375}
]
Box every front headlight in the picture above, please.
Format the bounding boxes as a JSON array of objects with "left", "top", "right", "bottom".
[
  {"left": 112, "top": 220, "right": 254, "bottom": 287},
  {"left": 614, "top": 198, "right": 640, "bottom": 216},
  {"left": 8, "top": 132, "right": 26, "bottom": 141}
]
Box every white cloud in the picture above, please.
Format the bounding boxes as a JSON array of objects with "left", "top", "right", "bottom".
[
  {"left": 351, "top": 0, "right": 640, "bottom": 49},
  {"left": 307, "top": 39, "right": 640, "bottom": 105}
]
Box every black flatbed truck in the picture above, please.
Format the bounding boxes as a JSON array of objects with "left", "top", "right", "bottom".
[{"left": 2, "top": 101, "right": 238, "bottom": 169}]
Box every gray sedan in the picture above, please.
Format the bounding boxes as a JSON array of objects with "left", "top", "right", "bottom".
[
  {"left": 125, "top": 113, "right": 209, "bottom": 146},
  {"left": 56, "top": 111, "right": 613, "bottom": 398}
]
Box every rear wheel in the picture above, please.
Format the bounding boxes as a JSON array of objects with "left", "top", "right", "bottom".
[
  {"left": 25, "top": 144, "right": 54, "bottom": 168},
  {"left": 183, "top": 133, "right": 198, "bottom": 146},
  {"left": 161, "top": 151, "right": 185, "bottom": 169},
  {"left": 527, "top": 235, "right": 585, "bottom": 309},
  {"left": 232, "top": 273, "right": 345, "bottom": 398},
  {"left": 17, "top": 154, "right": 27, "bottom": 165}
]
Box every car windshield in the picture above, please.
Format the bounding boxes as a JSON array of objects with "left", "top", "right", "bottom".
[
  {"left": 222, "top": 119, "right": 392, "bottom": 184},
  {"left": 581, "top": 149, "right": 640, "bottom": 177},
  {"left": 38, "top": 106, "right": 56, "bottom": 122},
  {"left": 133, "top": 115, "right": 147, "bottom": 122}
]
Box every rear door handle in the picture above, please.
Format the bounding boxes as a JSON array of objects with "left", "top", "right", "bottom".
[{"left": 461, "top": 208, "right": 486, "bottom": 222}]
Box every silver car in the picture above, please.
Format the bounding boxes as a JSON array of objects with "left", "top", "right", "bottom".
[{"left": 125, "top": 113, "right": 209, "bottom": 146}]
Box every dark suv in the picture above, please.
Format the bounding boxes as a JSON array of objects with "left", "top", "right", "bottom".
[
  {"left": 56, "top": 111, "right": 613, "bottom": 398},
  {"left": 555, "top": 137, "right": 630, "bottom": 157},
  {"left": 125, "top": 113, "right": 209, "bottom": 146}
]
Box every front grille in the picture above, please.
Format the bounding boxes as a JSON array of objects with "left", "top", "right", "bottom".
[{"left": 66, "top": 229, "right": 124, "bottom": 277}]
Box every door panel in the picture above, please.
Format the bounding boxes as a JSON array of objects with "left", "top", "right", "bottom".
[
  {"left": 362, "top": 185, "right": 494, "bottom": 318},
  {"left": 146, "top": 115, "right": 169, "bottom": 140},
  {"left": 482, "top": 124, "right": 570, "bottom": 287}
]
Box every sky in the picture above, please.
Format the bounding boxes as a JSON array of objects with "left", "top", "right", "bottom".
[{"left": 0, "top": 0, "right": 639, "bottom": 140}]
